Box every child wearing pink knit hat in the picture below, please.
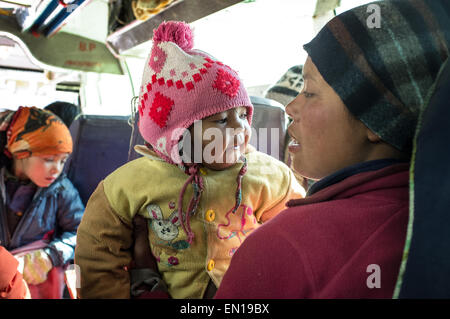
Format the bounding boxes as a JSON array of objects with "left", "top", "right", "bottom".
[{"left": 75, "top": 21, "right": 304, "bottom": 299}]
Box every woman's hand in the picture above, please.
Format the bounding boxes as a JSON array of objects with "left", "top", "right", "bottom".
[
  {"left": 131, "top": 214, "right": 170, "bottom": 298},
  {"left": 132, "top": 214, "right": 157, "bottom": 270}
]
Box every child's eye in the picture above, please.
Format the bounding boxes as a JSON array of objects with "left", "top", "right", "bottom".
[
  {"left": 239, "top": 113, "right": 248, "bottom": 119},
  {"left": 215, "top": 118, "right": 227, "bottom": 124}
]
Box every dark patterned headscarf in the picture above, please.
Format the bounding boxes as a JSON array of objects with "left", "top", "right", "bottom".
[{"left": 303, "top": 0, "right": 450, "bottom": 153}]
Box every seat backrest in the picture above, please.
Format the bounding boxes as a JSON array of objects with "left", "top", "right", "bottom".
[
  {"left": 395, "top": 59, "right": 450, "bottom": 298},
  {"left": 249, "top": 96, "right": 287, "bottom": 162},
  {"left": 127, "top": 110, "right": 145, "bottom": 162},
  {"left": 127, "top": 95, "right": 287, "bottom": 162},
  {"left": 66, "top": 114, "right": 132, "bottom": 205}
]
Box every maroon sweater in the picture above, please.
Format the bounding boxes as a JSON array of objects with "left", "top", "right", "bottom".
[{"left": 215, "top": 163, "right": 409, "bottom": 299}]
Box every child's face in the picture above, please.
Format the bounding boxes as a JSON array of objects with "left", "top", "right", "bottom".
[
  {"left": 190, "top": 106, "right": 251, "bottom": 170},
  {"left": 286, "top": 56, "right": 372, "bottom": 180},
  {"left": 15, "top": 153, "right": 69, "bottom": 187}
]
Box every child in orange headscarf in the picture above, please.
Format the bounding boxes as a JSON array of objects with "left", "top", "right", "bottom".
[{"left": 0, "top": 106, "right": 84, "bottom": 299}]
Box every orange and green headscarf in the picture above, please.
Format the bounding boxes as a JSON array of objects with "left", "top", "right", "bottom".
[{"left": 1, "top": 106, "right": 73, "bottom": 159}]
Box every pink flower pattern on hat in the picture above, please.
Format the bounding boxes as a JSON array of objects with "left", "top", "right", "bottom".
[
  {"left": 213, "top": 69, "right": 241, "bottom": 98},
  {"left": 149, "top": 92, "right": 174, "bottom": 128},
  {"left": 149, "top": 45, "right": 167, "bottom": 74}
]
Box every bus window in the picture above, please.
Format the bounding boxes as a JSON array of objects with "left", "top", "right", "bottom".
[{"left": 1, "top": 0, "right": 374, "bottom": 116}]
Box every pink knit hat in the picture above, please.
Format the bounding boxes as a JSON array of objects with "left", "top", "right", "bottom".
[{"left": 138, "top": 21, "right": 253, "bottom": 165}]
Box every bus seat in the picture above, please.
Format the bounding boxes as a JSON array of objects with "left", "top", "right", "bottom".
[
  {"left": 395, "top": 59, "right": 450, "bottom": 298},
  {"left": 249, "top": 96, "right": 287, "bottom": 162},
  {"left": 66, "top": 115, "right": 132, "bottom": 206},
  {"left": 127, "top": 110, "right": 145, "bottom": 162},
  {"left": 127, "top": 95, "right": 288, "bottom": 162}
]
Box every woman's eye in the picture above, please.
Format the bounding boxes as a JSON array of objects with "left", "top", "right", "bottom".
[
  {"left": 303, "top": 91, "right": 314, "bottom": 98},
  {"left": 239, "top": 113, "right": 248, "bottom": 119}
]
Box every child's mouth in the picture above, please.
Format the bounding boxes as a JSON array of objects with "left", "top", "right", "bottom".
[
  {"left": 46, "top": 177, "right": 56, "bottom": 182},
  {"left": 226, "top": 143, "right": 243, "bottom": 153}
]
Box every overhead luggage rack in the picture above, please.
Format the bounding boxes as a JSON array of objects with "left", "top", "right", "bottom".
[{"left": 106, "top": 0, "right": 241, "bottom": 55}]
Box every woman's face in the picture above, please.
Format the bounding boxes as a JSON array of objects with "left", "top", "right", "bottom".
[
  {"left": 187, "top": 106, "right": 251, "bottom": 170},
  {"left": 285, "top": 56, "right": 372, "bottom": 180},
  {"left": 14, "top": 153, "right": 69, "bottom": 187}
]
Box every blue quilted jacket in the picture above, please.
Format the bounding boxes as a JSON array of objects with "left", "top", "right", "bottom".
[{"left": 0, "top": 168, "right": 84, "bottom": 267}]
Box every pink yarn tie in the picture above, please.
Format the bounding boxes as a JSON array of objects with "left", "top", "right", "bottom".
[
  {"left": 177, "top": 156, "right": 247, "bottom": 245},
  {"left": 177, "top": 164, "right": 203, "bottom": 244}
]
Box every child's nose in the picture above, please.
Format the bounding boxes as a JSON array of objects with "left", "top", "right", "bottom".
[
  {"left": 234, "top": 131, "right": 245, "bottom": 145},
  {"left": 230, "top": 117, "right": 245, "bottom": 129},
  {"left": 51, "top": 161, "right": 64, "bottom": 175}
]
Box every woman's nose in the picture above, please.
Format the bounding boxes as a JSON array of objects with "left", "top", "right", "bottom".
[
  {"left": 285, "top": 95, "right": 301, "bottom": 119},
  {"left": 285, "top": 100, "right": 295, "bottom": 118}
]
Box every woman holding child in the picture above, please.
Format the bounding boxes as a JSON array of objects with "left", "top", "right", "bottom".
[{"left": 215, "top": 0, "right": 450, "bottom": 298}]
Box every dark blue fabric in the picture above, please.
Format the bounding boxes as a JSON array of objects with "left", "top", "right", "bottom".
[
  {"left": 5, "top": 178, "right": 36, "bottom": 213},
  {"left": 0, "top": 172, "right": 84, "bottom": 267},
  {"left": 67, "top": 115, "right": 132, "bottom": 205},
  {"left": 398, "top": 59, "right": 450, "bottom": 298},
  {"left": 307, "top": 159, "right": 407, "bottom": 196}
]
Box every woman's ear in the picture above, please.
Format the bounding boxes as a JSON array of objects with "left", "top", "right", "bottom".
[
  {"left": 367, "top": 128, "right": 382, "bottom": 143},
  {"left": 364, "top": 125, "right": 408, "bottom": 161}
]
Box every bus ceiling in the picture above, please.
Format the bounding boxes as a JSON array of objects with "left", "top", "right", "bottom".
[{"left": 0, "top": 0, "right": 341, "bottom": 75}]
